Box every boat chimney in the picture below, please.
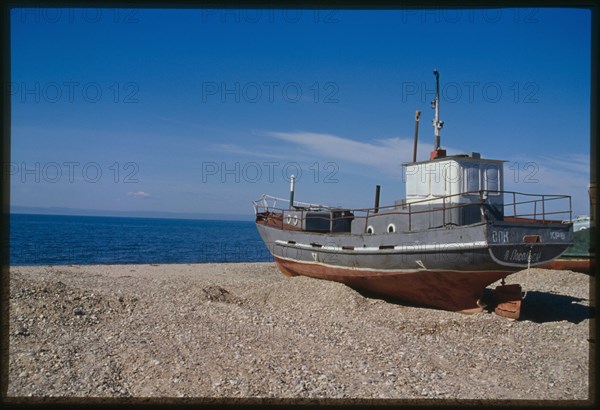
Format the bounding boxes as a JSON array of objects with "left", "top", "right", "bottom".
[
  {"left": 412, "top": 110, "right": 420, "bottom": 163},
  {"left": 430, "top": 68, "right": 446, "bottom": 160},
  {"left": 289, "top": 175, "right": 295, "bottom": 209},
  {"left": 374, "top": 185, "right": 381, "bottom": 213}
]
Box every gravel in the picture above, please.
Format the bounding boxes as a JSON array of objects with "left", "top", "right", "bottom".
[{"left": 7, "top": 263, "right": 592, "bottom": 400}]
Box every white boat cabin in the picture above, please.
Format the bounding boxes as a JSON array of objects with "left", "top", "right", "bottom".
[
  {"left": 403, "top": 152, "right": 505, "bottom": 205},
  {"left": 395, "top": 152, "right": 506, "bottom": 227}
]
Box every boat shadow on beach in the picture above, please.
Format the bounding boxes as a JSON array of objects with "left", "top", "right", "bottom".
[
  {"left": 357, "top": 288, "right": 591, "bottom": 325},
  {"left": 516, "top": 291, "right": 591, "bottom": 324},
  {"left": 480, "top": 288, "right": 591, "bottom": 324}
]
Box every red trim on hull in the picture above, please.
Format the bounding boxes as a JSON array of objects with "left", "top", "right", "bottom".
[
  {"left": 256, "top": 212, "right": 302, "bottom": 231},
  {"left": 503, "top": 217, "right": 562, "bottom": 224},
  {"left": 537, "top": 258, "right": 591, "bottom": 274},
  {"left": 274, "top": 257, "right": 512, "bottom": 313}
]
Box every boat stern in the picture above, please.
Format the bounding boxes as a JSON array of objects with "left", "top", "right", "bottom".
[{"left": 487, "top": 220, "right": 573, "bottom": 268}]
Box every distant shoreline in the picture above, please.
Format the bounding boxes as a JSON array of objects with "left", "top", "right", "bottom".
[
  {"left": 10, "top": 207, "right": 254, "bottom": 222},
  {"left": 9, "top": 261, "right": 274, "bottom": 268}
]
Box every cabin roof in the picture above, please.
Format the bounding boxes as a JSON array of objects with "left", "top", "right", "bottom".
[{"left": 402, "top": 155, "right": 507, "bottom": 167}]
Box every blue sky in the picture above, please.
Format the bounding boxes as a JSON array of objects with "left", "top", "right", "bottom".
[{"left": 10, "top": 7, "right": 591, "bottom": 219}]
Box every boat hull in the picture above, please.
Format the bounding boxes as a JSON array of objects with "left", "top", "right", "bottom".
[
  {"left": 274, "top": 256, "right": 509, "bottom": 312},
  {"left": 256, "top": 220, "right": 572, "bottom": 313},
  {"left": 537, "top": 258, "right": 591, "bottom": 274}
]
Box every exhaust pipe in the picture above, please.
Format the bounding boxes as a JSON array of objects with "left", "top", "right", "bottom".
[
  {"left": 374, "top": 185, "right": 381, "bottom": 213},
  {"left": 289, "top": 175, "right": 295, "bottom": 208},
  {"left": 413, "top": 110, "right": 420, "bottom": 163}
]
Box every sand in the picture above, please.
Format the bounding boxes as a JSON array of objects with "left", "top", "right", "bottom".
[{"left": 6, "top": 263, "right": 593, "bottom": 402}]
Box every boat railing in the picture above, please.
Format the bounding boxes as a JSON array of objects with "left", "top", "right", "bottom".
[
  {"left": 253, "top": 190, "right": 572, "bottom": 232},
  {"left": 252, "top": 194, "right": 332, "bottom": 213},
  {"left": 501, "top": 191, "right": 572, "bottom": 223}
]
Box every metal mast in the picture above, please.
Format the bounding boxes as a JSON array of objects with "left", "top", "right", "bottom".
[
  {"left": 412, "top": 110, "right": 420, "bottom": 163},
  {"left": 432, "top": 68, "right": 444, "bottom": 150},
  {"left": 429, "top": 68, "right": 446, "bottom": 160}
]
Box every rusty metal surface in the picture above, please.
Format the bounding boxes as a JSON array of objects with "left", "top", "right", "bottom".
[
  {"left": 275, "top": 256, "right": 511, "bottom": 313},
  {"left": 429, "top": 148, "right": 447, "bottom": 160},
  {"left": 256, "top": 212, "right": 302, "bottom": 231},
  {"left": 537, "top": 258, "right": 591, "bottom": 274},
  {"left": 494, "top": 284, "right": 522, "bottom": 320}
]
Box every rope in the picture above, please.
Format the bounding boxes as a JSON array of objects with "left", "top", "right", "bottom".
[{"left": 522, "top": 246, "right": 532, "bottom": 299}]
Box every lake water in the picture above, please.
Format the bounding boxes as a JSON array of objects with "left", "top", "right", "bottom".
[{"left": 10, "top": 213, "right": 273, "bottom": 266}]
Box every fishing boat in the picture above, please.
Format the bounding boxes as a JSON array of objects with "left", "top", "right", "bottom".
[{"left": 253, "top": 70, "right": 574, "bottom": 319}]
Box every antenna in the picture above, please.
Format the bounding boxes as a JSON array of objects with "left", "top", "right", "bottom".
[
  {"left": 429, "top": 69, "right": 446, "bottom": 160},
  {"left": 412, "top": 110, "right": 420, "bottom": 163},
  {"left": 432, "top": 68, "right": 444, "bottom": 149}
]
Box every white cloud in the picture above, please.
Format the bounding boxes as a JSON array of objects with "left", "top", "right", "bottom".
[
  {"left": 496, "top": 153, "right": 590, "bottom": 216},
  {"left": 505, "top": 154, "right": 589, "bottom": 190},
  {"left": 264, "top": 131, "right": 589, "bottom": 186},
  {"left": 533, "top": 154, "right": 590, "bottom": 177},
  {"left": 264, "top": 130, "right": 458, "bottom": 176},
  {"left": 213, "top": 143, "right": 286, "bottom": 159},
  {"left": 262, "top": 131, "right": 590, "bottom": 215},
  {"left": 210, "top": 129, "right": 590, "bottom": 215},
  {"left": 211, "top": 131, "right": 451, "bottom": 178},
  {"left": 128, "top": 191, "right": 150, "bottom": 198}
]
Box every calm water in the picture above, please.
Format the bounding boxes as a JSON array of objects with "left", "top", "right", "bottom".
[{"left": 10, "top": 214, "right": 273, "bottom": 266}]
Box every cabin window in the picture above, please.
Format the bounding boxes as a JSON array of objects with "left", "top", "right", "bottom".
[
  {"left": 416, "top": 168, "right": 430, "bottom": 197},
  {"left": 463, "top": 164, "right": 480, "bottom": 194},
  {"left": 405, "top": 166, "right": 429, "bottom": 197},
  {"left": 443, "top": 162, "right": 460, "bottom": 197},
  {"left": 430, "top": 173, "right": 445, "bottom": 196},
  {"left": 483, "top": 165, "right": 500, "bottom": 193}
]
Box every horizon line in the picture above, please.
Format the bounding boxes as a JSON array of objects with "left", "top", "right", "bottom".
[{"left": 10, "top": 205, "right": 255, "bottom": 222}]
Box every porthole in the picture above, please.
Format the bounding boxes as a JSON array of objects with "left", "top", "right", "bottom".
[
  {"left": 366, "top": 225, "right": 374, "bottom": 234},
  {"left": 387, "top": 223, "right": 396, "bottom": 233},
  {"left": 286, "top": 214, "right": 292, "bottom": 224},
  {"left": 292, "top": 215, "right": 298, "bottom": 226}
]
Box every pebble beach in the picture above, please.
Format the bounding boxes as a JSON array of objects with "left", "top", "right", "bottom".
[{"left": 7, "top": 263, "right": 593, "bottom": 401}]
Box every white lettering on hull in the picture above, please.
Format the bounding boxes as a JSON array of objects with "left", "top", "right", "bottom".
[
  {"left": 503, "top": 249, "right": 541, "bottom": 262},
  {"left": 491, "top": 230, "right": 509, "bottom": 243}
]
